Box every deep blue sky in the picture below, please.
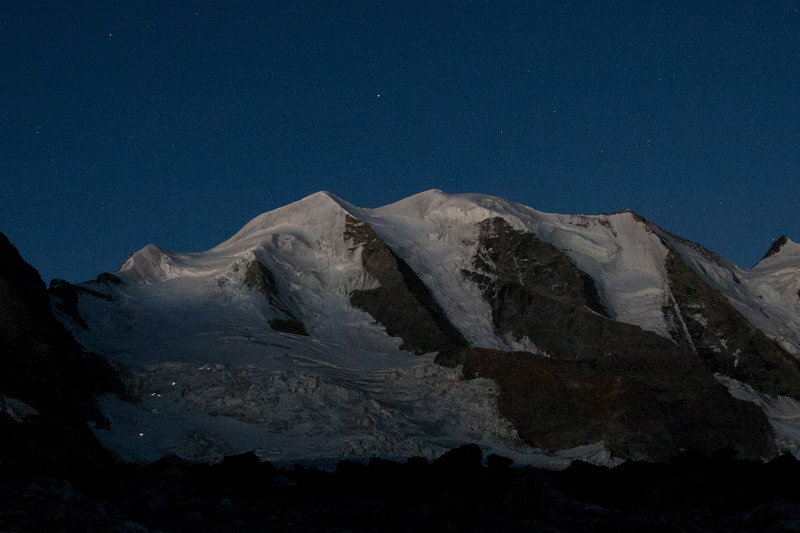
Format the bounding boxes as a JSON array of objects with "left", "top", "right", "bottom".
[{"left": 2, "top": 1, "right": 799, "bottom": 282}]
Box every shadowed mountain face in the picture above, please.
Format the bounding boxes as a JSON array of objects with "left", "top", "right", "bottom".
[
  {"left": 345, "top": 215, "right": 467, "bottom": 354},
  {"left": 463, "top": 217, "right": 627, "bottom": 359},
  {"left": 662, "top": 248, "right": 800, "bottom": 399},
  {"left": 35, "top": 191, "right": 800, "bottom": 464},
  {"left": 441, "top": 217, "right": 778, "bottom": 460},
  {"left": 436, "top": 347, "right": 774, "bottom": 461},
  {"left": 0, "top": 232, "right": 122, "bottom": 479},
  {"left": 242, "top": 259, "right": 308, "bottom": 335}
]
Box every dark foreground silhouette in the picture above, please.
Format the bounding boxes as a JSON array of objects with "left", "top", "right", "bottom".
[
  {"left": 3, "top": 444, "right": 800, "bottom": 532},
  {"left": 3, "top": 232, "right": 800, "bottom": 531}
]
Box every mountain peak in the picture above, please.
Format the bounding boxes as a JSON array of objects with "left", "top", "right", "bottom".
[
  {"left": 754, "top": 235, "right": 800, "bottom": 269},
  {"left": 762, "top": 235, "right": 790, "bottom": 260},
  {"left": 285, "top": 190, "right": 354, "bottom": 213},
  {"left": 216, "top": 191, "right": 359, "bottom": 250},
  {"left": 417, "top": 188, "right": 447, "bottom": 197},
  {"left": 302, "top": 190, "right": 344, "bottom": 204},
  {"left": 117, "top": 243, "right": 179, "bottom": 281},
  {"left": 288, "top": 190, "right": 360, "bottom": 211},
  {"left": 377, "top": 189, "right": 511, "bottom": 221},
  {"left": 607, "top": 208, "right": 649, "bottom": 224}
]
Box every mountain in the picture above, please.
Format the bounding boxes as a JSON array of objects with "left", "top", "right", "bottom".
[{"left": 49, "top": 190, "right": 800, "bottom": 465}]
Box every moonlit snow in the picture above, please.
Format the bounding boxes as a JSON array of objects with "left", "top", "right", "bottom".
[{"left": 59, "top": 191, "right": 800, "bottom": 466}]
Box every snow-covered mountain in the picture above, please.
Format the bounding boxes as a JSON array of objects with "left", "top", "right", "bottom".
[{"left": 50, "top": 190, "right": 800, "bottom": 465}]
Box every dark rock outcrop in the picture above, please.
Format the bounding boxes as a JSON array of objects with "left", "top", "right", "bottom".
[
  {"left": 437, "top": 347, "right": 774, "bottom": 461},
  {"left": 449, "top": 217, "right": 786, "bottom": 460},
  {"left": 663, "top": 248, "right": 800, "bottom": 399},
  {"left": 242, "top": 259, "right": 308, "bottom": 335},
  {"left": 94, "top": 272, "right": 123, "bottom": 285},
  {"left": 243, "top": 260, "right": 281, "bottom": 301},
  {"left": 462, "top": 217, "right": 616, "bottom": 359},
  {"left": 345, "top": 215, "right": 467, "bottom": 354},
  {"left": 761, "top": 235, "right": 789, "bottom": 262},
  {"left": 0, "top": 232, "right": 122, "bottom": 480},
  {"left": 267, "top": 318, "right": 308, "bottom": 336},
  {"left": 432, "top": 443, "right": 483, "bottom": 471}
]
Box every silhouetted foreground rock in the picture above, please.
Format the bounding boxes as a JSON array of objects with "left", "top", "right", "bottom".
[
  {"left": 4, "top": 445, "right": 800, "bottom": 532},
  {"left": 4, "top": 228, "right": 800, "bottom": 530},
  {"left": 0, "top": 232, "right": 125, "bottom": 481}
]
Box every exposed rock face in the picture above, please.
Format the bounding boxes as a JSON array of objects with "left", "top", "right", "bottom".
[
  {"left": 344, "top": 215, "right": 467, "bottom": 354},
  {"left": 467, "top": 217, "right": 607, "bottom": 314},
  {"left": 242, "top": 259, "right": 307, "bottom": 335},
  {"left": 437, "top": 347, "right": 774, "bottom": 461},
  {"left": 267, "top": 318, "right": 308, "bottom": 335},
  {"left": 463, "top": 217, "right": 671, "bottom": 361},
  {"left": 95, "top": 272, "right": 123, "bottom": 285},
  {"left": 450, "top": 217, "right": 778, "bottom": 460},
  {"left": 762, "top": 235, "right": 789, "bottom": 261},
  {"left": 0, "top": 232, "right": 122, "bottom": 479},
  {"left": 243, "top": 259, "right": 281, "bottom": 302},
  {"left": 663, "top": 249, "right": 800, "bottom": 399}
]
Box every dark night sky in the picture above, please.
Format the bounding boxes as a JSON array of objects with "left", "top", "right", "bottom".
[{"left": 2, "top": 1, "right": 799, "bottom": 283}]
